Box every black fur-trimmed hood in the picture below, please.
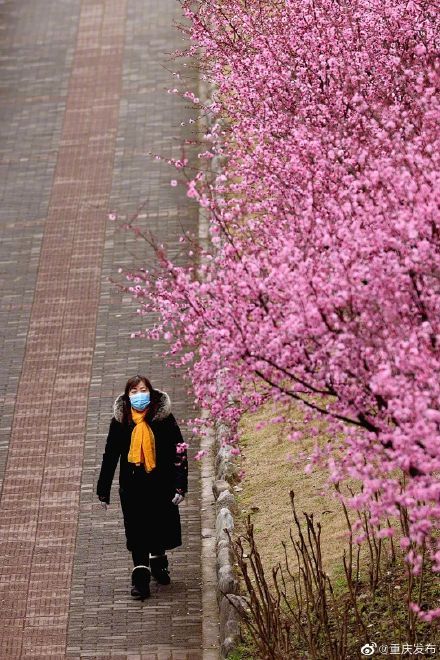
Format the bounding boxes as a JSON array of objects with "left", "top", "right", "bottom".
[{"left": 113, "top": 389, "right": 172, "bottom": 423}]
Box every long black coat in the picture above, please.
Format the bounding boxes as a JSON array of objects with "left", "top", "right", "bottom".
[{"left": 97, "top": 390, "right": 188, "bottom": 552}]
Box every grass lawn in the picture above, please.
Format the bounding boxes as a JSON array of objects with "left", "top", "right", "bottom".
[
  {"left": 230, "top": 403, "right": 440, "bottom": 659},
  {"left": 236, "top": 402, "right": 349, "bottom": 579}
]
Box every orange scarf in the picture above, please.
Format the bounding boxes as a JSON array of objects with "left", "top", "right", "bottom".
[{"left": 128, "top": 408, "right": 156, "bottom": 473}]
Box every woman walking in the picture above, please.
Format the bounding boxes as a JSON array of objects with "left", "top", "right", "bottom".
[{"left": 97, "top": 375, "right": 188, "bottom": 600}]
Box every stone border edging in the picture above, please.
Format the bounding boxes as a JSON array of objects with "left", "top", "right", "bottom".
[
  {"left": 212, "top": 424, "right": 244, "bottom": 658},
  {"left": 200, "top": 415, "right": 221, "bottom": 659},
  {"left": 197, "top": 74, "right": 222, "bottom": 656},
  {"left": 197, "top": 77, "right": 245, "bottom": 659}
]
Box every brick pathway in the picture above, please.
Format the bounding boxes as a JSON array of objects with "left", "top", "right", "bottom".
[{"left": 0, "top": 0, "right": 209, "bottom": 657}]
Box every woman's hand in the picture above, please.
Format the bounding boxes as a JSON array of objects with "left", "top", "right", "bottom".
[
  {"left": 98, "top": 495, "right": 108, "bottom": 510},
  {"left": 172, "top": 492, "right": 185, "bottom": 505}
]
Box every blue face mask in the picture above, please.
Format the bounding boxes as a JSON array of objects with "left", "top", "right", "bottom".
[{"left": 129, "top": 391, "right": 150, "bottom": 411}]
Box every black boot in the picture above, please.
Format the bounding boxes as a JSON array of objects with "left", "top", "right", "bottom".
[
  {"left": 131, "top": 565, "right": 151, "bottom": 600},
  {"left": 150, "top": 554, "right": 171, "bottom": 585}
]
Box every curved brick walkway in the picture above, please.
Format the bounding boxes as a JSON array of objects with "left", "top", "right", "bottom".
[{"left": 0, "top": 1, "right": 212, "bottom": 657}]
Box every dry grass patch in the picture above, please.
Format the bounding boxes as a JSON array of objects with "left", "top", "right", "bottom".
[
  {"left": 229, "top": 404, "right": 440, "bottom": 659},
  {"left": 236, "top": 402, "right": 352, "bottom": 580}
]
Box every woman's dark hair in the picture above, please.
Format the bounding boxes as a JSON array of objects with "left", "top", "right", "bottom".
[{"left": 121, "top": 375, "right": 160, "bottom": 425}]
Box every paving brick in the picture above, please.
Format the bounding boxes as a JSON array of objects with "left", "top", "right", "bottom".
[{"left": 0, "top": 0, "right": 206, "bottom": 656}]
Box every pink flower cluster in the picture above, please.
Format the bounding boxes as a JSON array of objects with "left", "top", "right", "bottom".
[
  {"left": 127, "top": 0, "right": 440, "bottom": 609},
  {"left": 176, "top": 442, "right": 189, "bottom": 455}
]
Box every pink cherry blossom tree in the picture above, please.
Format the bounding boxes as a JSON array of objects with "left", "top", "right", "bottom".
[{"left": 122, "top": 0, "right": 440, "bottom": 613}]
